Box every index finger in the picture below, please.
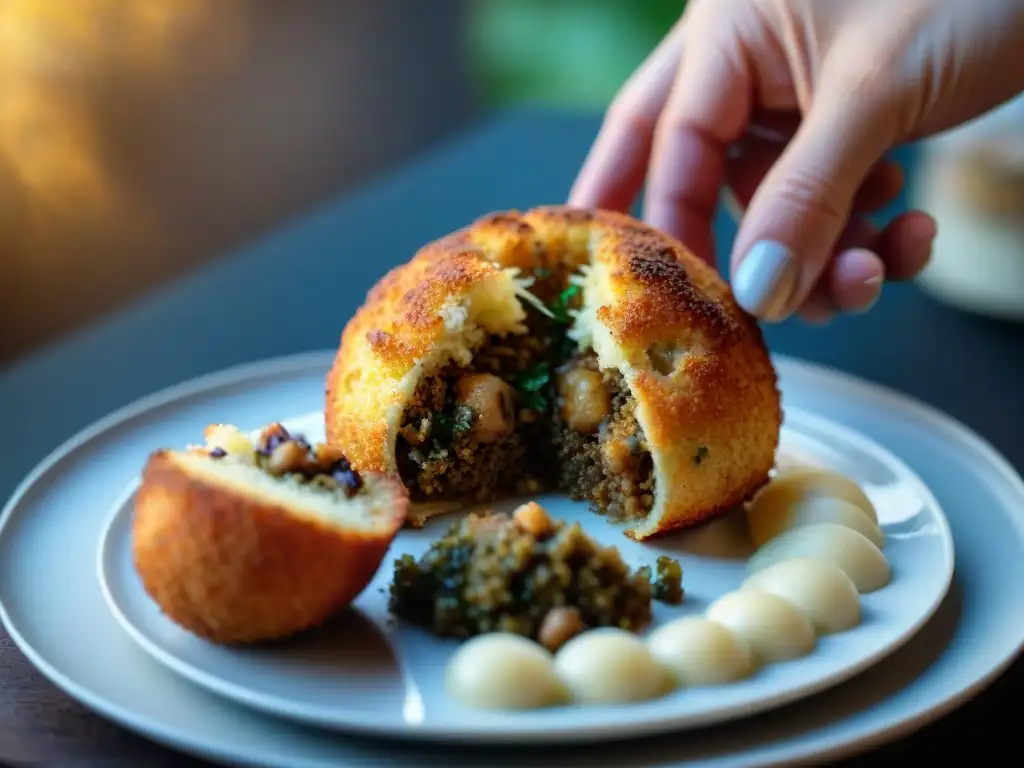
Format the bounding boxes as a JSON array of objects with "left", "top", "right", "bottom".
[
  {"left": 643, "top": 22, "right": 752, "bottom": 265},
  {"left": 568, "top": 21, "right": 685, "bottom": 212}
]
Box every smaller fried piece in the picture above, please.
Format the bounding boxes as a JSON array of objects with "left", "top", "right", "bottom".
[{"left": 132, "top": 423, "right": 407, "bottom": 644}]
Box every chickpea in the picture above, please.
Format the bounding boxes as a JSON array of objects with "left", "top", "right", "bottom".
[
  {"left": 558, "top": 367, "right": 610, "bottom": 435},
  {"left": 602, "top": 437, "right": 634, "bottom": 474},
  {"left": 538, "top": 607, "right": 586, "bottom": 652},
  {"left": 453, "top": 373, "right": 516, "bottom": 443},
  {"left": 513, "top": 501, "right": 554, "bottom": 537},
  {"left": 604, "top": 432, "right": 645, "bottom": 475},
  {"left": 266, "top": 440, "right": 308, "bottom": 475}
]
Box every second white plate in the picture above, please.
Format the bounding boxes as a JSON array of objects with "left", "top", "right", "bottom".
[{"left": 97, "top": 406, "right": 953, "bottom": 745}]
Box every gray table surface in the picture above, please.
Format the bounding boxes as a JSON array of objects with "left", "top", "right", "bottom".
[{"left": 1, "top": 109, "right": 1022, "bottom": 765}]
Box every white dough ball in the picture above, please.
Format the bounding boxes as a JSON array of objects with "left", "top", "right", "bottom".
[
  {"left": 554, "top": 628, "right": 673, "bottom": 705},
  {"left": 706, "top": 590, "right": 816, "bottom": 665},
  {"left": 646, "top": 617, "right": 754, "bottom": 686},
  {"left": 445, "top": 633, "right": 566, "bottom": 710},
  {"left": 749, "top": 493, "right": 885, "bottom": 550},
  {"left": 742, "top": 558, "right": 861, "bottom": 634},
  {"left": 747, "top": 523, "right": 891, "bottom": 593},
  {"left": 747, "top": 468, "right": 877, "bottom": 548}
]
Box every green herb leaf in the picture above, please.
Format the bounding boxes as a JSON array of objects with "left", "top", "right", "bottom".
[
  {"left": 517, "top": 362, "right": 550, "bottom": 392},
  {"left": 693, "top": 445, "right": 709, "bottom": 465},
  {"left": 432, "top": 405, "right": 476, "bottom": 446},
  {"left": 549, "top": 284, "right": 580, "bottom": 325},
  {"left": 521, "top": 391, "right": 548, "bottom": 412},
  {"left": 515, "top": 362, "right": 551, "bottom": 411}
]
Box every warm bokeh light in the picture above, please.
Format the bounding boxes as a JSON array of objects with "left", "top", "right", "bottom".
[
  {"left": 0, "top": 1, "right": 471, "bottom": 363},
  {"left": 0, "top": 0, "right": 246, "bottom": 221}
]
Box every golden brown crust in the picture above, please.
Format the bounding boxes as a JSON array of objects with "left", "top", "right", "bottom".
[
  {"left": 326, "top": 206, "right": 781, "bottom": 538},
  {"left": 132, "top": 451, "right": 407, "bottom": 644},
  {"left": 326, "top": 248, "right": 511, "bottom": 475}
]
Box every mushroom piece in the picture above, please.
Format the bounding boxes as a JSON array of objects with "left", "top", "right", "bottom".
[{"left": 453, "top": 373, "right": 516, "bottom": 443}]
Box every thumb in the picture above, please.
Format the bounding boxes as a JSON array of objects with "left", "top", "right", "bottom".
[{"left": 729, "top": 83, "right": 898, "bottom": 321}]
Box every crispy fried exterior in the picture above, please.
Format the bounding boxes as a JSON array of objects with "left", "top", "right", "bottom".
[
  {"left": 132, "top": 450, "right": 407, "bottom": 644},
  {"left": 325, "top": 206, "right": 781, "bottom": 539},
  {"left": 325, "top": 248, "right": 515, "bottom": 475}
]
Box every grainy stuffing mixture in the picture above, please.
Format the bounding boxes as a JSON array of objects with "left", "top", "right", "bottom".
[
  {"left": 396, "top": 326, "right": 556, "bottom": 502},
  {"left": 389, "top": 502, "right": 683, "bottom": 648},
  {"left": 640, "top": 555, "right": 685, "bottom": 605},
  {"left": 394, "top": 261, "right": 660, "bottom": 521},
  {"left": 552, "top": 352, "right": 656, "bottom": 522}
]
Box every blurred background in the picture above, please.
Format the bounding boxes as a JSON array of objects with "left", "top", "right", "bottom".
[
  {"left": 3, "top": 0, "right": 1021, "bottom": 366},
  {"left": 0, "top": 0, "right": 680, "bottom": 365}
]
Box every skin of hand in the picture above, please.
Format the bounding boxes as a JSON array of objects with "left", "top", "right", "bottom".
[{"left": 569, "top": 0, "right": 1024, "bottom": 323}]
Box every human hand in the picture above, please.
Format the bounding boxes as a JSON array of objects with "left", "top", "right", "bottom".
[{"left": 569, "top": 0, "right": 1024, "bottom": 322}]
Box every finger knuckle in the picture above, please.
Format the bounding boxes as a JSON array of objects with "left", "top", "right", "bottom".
[
  {"left": 773, "top": 167, "right": 848, "bottom": 225},
  {"left": 826, "top": 9, "right": 931, "bottom": 104},
  {"left": 824, "top": 57, "right": 906, "bottom": 137},
  {"left": 604, "top": 98, "right": 656, "bottom": 139}
]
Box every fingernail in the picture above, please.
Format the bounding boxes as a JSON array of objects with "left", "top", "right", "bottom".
[
  {"left": 733, "top": 241, "right": 799, "bottom": 321},
  {"left": 851, "top": 274, "right": 883, "bottom": 315}
]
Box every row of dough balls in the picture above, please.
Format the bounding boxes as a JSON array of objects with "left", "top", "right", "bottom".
[
  {"left": 446, "top": 468, "right": 892, "bottom": 710},
  {"left": 746, "top": 467, "right": 889, "bottom": 592}
]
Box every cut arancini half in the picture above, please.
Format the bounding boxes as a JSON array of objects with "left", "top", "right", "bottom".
[
  {"left": 132, "top": 423, "right": 408, "bottom": 645},
  {"left": 326, "top": 206, "right": 781, "bottom": 539}
]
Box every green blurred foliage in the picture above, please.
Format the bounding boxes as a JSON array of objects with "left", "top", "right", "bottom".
[{"left": 466, "top": 0, "right": 683, "bottom": 109}]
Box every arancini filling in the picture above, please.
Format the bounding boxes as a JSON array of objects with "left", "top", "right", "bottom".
[
  {"left": 552, "top": 354, "right": 655, "bottom": 522},
  {"left": 396, "top": 330, "right": 556, "bottom": 501},
  {"left": 395, "top": 274, "right": 658, "bottom": 521},
  {"left": 204, "top": 422, "right": 365, "bottom": 500}
]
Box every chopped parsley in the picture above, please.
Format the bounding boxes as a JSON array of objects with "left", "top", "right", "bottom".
[
  {"left": 515, "top": 362, "right": 551, "bottom": 412},
  {"left": 693, "top": 445, "right": 709, "bottom": 465},
  {"left": 508, "top": 282, "right": 582, "bottom": 413},
  {"left": 549, "top": 284, "right": 580, "bottom": 325},
  {"left": 547, "top": 285, "right": 582, "bottom": 361},
  {"left": 430, "top": 405, "right": 475, "bottom": 450}
]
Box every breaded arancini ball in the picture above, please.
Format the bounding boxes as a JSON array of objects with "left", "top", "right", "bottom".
[{"left": 325, "top": 206, "right": 780, "bottom": 539}]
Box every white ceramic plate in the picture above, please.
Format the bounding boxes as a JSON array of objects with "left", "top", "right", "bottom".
[
  {"left": 0, "top": 353, "right": 1020, "bottom": 766},
  {"left": 95, "top": 399, "right": 952, "bottom": 744}
]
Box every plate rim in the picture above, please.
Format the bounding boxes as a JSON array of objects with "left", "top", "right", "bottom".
[
  {"left": 93, "top": 403, "right": 954, "bottom": 743},
  {"left": 0, "top": 350, "right": 1019, "bottom": 766}
]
